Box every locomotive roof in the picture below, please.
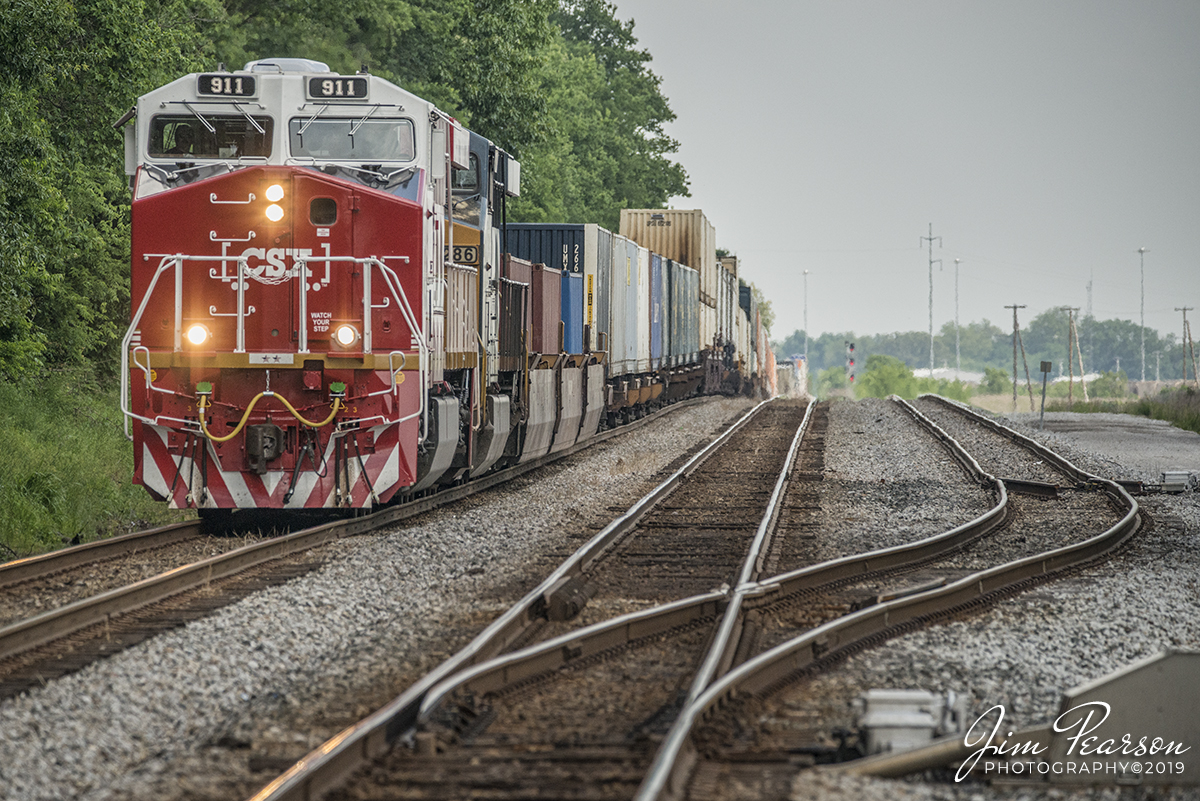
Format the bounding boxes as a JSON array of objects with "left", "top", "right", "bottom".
[{"left": 136, "top": 63, "right": 437, "bottom": 119}]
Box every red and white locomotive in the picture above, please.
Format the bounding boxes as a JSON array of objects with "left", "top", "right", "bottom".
[{"left": 120, "top": 59, "right": 774, "bottom": 513}]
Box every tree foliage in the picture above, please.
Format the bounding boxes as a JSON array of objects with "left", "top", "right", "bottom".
[
  {"left": 0, "top": 0, "right": 216, "bottom": 377},
  {"left": 774, "top": 309, "right": 1196, "bottom": 387},
  {"left": 0, "top": 0, "right": 689, "bottom": 378},
  {"left": 855, "top": 354, "right": 971, "bottom": 402},
  {"left": 750, "top": 283, "right": 774, "bottom": 338},
  {"left": 513, "top": 0, "right": 688, "bottom": 227}
]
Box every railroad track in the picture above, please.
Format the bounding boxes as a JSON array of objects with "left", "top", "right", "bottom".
[
  {"left": 249, "top": 394, "right": 1141, "bottom": 801},
  {"left": 0, "top": 396, "right": 715, "bottom": 700},
  {"left": 638, "top": 396, "right": 1141, "bottom": 800}
]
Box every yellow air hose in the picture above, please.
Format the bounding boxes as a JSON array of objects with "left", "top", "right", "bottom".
[{"left": 198, "top": 392, "right": 342, "bottom": 443}]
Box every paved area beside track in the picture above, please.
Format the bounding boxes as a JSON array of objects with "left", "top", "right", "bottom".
[{"left": 1005, "top": 410, "right": 1200, "bottom": 482}]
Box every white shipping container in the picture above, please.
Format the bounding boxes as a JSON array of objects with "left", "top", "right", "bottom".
[
  {"left": 608, "top": 235, "right": 640, "bottom": 378},
  {"left": 701, "top": 303, "right": 716, "bottom": 354},
  {"left": 736, "top": 309, "right": 751, "bottom": 373},
  {"left": 636, "top": 246, "right": 651, "bottom": 373}
]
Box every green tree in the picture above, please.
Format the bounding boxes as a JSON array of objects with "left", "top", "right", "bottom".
[
  {"left": 750, "top": 283, "right": 774, "bottom": 338},
  {"left": 856, "top": 354, "right": 917, "bottom": 399},
  {"left": 513, "top": 0, "right": 687, "bottom": 226},
  {"left": 1088, "top": 370, "right": 1129, "bottom": 398},
  {"left": 0, "top": 0, "right": 215, "bottom": 377},
  {"left": 981, "top": 367, "right": 1010, "bottom": 394},
  {"left": 815, "top": 365, "right": 847, "bottom": 399}
]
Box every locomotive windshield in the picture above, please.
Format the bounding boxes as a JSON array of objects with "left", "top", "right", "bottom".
[
  {"left": 288, "top": 117, "right": 416, "bottom": 161},
  {"left": 148, "top": 115, "right": 273, "bottom": 159}
]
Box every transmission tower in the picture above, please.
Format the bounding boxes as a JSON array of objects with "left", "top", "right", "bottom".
[{"left": 920, "top": 224, "right": 942, "bottom": 375}]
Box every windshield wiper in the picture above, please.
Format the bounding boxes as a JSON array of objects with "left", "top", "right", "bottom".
[
  {"left": 181, "top": 101, "right": 216, "bottom": 134},
  {"left": 347, "top": 105, "right": 381, "bottom": 139},
  {"left": 231, "top": 102, "right": 265, "bottom": 134},
  {"left": 297, "top": 104, "right": 330, "bottom": 137}
]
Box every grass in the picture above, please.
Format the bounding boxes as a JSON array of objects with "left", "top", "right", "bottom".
[
  {"left": 0, "top": 368, "right": 192, "bottom": 559},
  {"left": 1046, "top": 385, "right": 1200, "bottom": 436}
]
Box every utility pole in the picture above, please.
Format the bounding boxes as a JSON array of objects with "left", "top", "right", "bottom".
[
  {"left": 803, "top": 269, "right": 810, "bottom": 364},
  {"left": 921, "top": 224, "right": 942, "bottom": 376},
  {"left": 1086, "top": 268, "right": 1094, "bottom": 369},
  {"left": 1138, "top": 247, "right": 1149, "bottom": 382},
  {"left": 1177, "top": 306, "right": 1196, "bottom": 383},
  {"left": 1006, "top": 304, "right": 1026, "bottom": 412},
  {"left": 1086, "top": 270, "right": 1093, "bottom": 318},
  {"left": 1062, "top": 306, "right": 1080, "bottom": 406},
  {"left": 1072, "top": 312, "right": 1089, "bottom": 402},
  {"left": 954, "top": 258, "right": 963, "bottom": 380}
]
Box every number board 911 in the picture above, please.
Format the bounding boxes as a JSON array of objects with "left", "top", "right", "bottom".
[
  {"left": 308, "top": 77, "right": 369, "bottom": 100},
  {"left": 198, "top": 74, "right": 257, "bottom": 97}
]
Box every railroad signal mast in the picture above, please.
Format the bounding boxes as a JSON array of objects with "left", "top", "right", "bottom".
[{"left": 846, "top": 341, "right": 856, "bottom": 384}]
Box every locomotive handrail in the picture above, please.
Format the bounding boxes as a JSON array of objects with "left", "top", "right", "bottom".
[
  {"left": 208, "top": 193, "right": 257, "bottom": 206},
  {"left": 130, "top": 346, "right": 176, "bottom": 400},
  {"left": 294, "top": 254, "right": 430, "bottom": 440},
  {"left": 126, "top": 251, "right": 429, "bottom": 441},
  {"left": 366, "top": 351, "right": 408, "bottom": 400},
  {"left": 374, "top": 257, "right": 429, "bottom": 439},
  {"left": 121, "top": 255, "right": 181, "bottom": 439}
]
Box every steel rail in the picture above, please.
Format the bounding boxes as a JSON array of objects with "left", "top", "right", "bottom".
[
  {"left": 0, "top": 521, "right": 202, "bottom": 590},
  {"left": 260, "top": 393, "right": 1018, "bottom": 801},
  {"left": 0, "top": 395, "right": 711, "bottom": 667},
  {"left": 413, "top": 400, "right": 815, "bottom": 725},
  {"left": 248, "top": 398, "right": 776, "bottom": 801},
  {"left": 918, "top": 393, "right": 1091, "bottom": 482},
  {"left": 756, "top": 396, "right": 1008, "bottom": 602},
  {"left": 418, "top": 591, "right": 728, "bottom": 713},
  {"left": 634, "top": 396, "right": 1142, "bottom": 801},
  {"left": 683, "top": 398, "right": 814, "bottom": 705},
  {"left": 406, "top": 393, "right": 1012, "bottom": 798}
]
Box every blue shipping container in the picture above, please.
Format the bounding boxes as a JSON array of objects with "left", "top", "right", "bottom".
[{"left": 562, "top": 272, "right": 584, "bottom": 354}]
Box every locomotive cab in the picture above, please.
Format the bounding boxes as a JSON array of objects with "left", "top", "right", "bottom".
[{"left": 120, "top": 59, "right": 479, "bottom": 509}]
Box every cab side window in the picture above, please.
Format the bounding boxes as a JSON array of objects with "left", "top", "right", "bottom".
[{"left": 451, "top": 154, "right": 482, "bottom": 226}]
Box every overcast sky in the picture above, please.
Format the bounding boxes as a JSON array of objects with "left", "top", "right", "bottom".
[{"left": 610, "top": 0, "right": 1200, "bottom": 348}]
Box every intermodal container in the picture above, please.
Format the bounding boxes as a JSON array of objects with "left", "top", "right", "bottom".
[
  {"left": 634, "top": 246, "right": 649, "bottom": 373},
  {"left": 619, "top": 208, "right": 717, "bottom": 321},
  {"left": 667, "top": 259, "right": 699, "bottom": 365},
  {"left": 497, "top": 276, "right": 528, "bottom": 373},
  {"left": 506, "top": 223, "right": 612, "bottom": 353},
  {"left": 649, "top": 253, "right": 664, "bottom": 367},
  {"left": 562, "top": 272, "right": 584, "bottom": 354}
]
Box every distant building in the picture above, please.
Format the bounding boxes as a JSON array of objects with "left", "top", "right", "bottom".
[{"left": 912, "top": 367, "right": 986, "bottom": 385}]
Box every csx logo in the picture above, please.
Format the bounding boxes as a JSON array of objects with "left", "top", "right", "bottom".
[
  {"left": 238, "top": 247, "right": 316, "bottom": 280},
  {"left": 214, "top": 243, "right": 332, "bottom": 290}
]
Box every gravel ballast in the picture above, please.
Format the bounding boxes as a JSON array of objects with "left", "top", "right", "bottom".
[
  {"left": 0, "top": 397, "right": 754, "bottom": 801},
  {"left": 783, "top": 406, "right": 1200, "bottom": 801},
  {"left": 806, "top": 398, "right": 995, "bottom": 561},
  {"left": 2, "top": 398, "right": 1195, "bottom": 801}
]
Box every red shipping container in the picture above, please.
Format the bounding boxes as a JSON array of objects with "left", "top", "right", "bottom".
[{"left": 502, "top": 255, "right": 561, "bottom": 355}]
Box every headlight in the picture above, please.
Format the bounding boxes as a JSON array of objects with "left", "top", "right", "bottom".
[
  {"left": 333, "top": 324, "right": 359, "bottom": 348},
  {"left": 266, "top": 204, "right": 284, "bottom": 222},
  {"left": 265, "top": 184, "right": 285, "bottom": 202},
  {"left": 185, "top": 324, "right": 211, "bottom": 346}
]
